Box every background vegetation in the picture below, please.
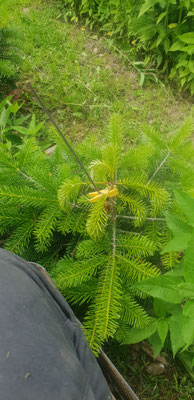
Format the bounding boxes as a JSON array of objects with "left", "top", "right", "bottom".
[
  {"left": 61, "top": 0, "right": 194, "bottom": 94},
  {"left": 0, "top": 0, "right": 23, "bottom": 93}
]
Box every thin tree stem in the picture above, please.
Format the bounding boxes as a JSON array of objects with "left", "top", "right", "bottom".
[
  {"left": 116, "top": 215, "right": 165, "bottom": 222},
  {"left": 112, "top": 173, "right": 117, "bottom": 259},
  {"left": 18, "top": 170, "right": 35, "bottom": 182},
  {"left": 113, "top": 211, "right": 116, "bottom": 260},
  {"left": 148, "top": 150, "right": 171, "bottom": 182}
]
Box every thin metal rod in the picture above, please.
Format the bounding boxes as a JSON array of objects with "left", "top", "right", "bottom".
[{"left": 26, "top": 82, "right": 98, "bottom": 192}]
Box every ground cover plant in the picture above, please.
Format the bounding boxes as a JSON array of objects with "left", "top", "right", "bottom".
[{"left": 61, "top": 0, "right": 194, "bottom": 94}]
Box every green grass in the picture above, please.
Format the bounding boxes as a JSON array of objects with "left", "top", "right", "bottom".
[{"left": 9, "top": 0, "right": 193, "bottom": 146}]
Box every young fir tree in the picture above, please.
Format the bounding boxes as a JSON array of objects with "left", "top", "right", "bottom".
[{"left": 0, "top": 112, "right": 193, "bottom": 352}]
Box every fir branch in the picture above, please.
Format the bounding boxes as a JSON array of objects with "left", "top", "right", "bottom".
[
  {"left": 117, "top": 233, "right": 156, "bottom": 258},
  {"left": 54, "top": 255, "right": 106, "bottom": 289},
  {"left": 76, "top": 239, "right": 108, "bottom": 259},
  {"left": 122, "top": 177, "right": 169, "bottom": 209},
  {"left": 0, "top": 186, "right": 57, "bottom": 207},
  {"left": 117, "top": 255, "right": 160, "bottom": 281},
  {"left": 58, "top": 177, "right": 88, "bottom": 207},
  {"left": 118, "top": 193, "right": 147, "bottom": 222},
  {"left": 169, "top": 116, "right": 193, "bottom": 151},
  {"left": 85, "top": 260, "right": 122, "bottom": 352},
  {"left": 121, "top": 294, "right": 151, "bottom": 328},
  {"left": 4, "top": 219, "right": 35, "bottom": 254},
  {"left": 86, "top": 195, "right": 108, "bottom": 239},
  {"left": 64, "top": 278, "right": 98, "bottom": 305},
  {"left": 34, "top": 205, "right": 61, "bottom": 252},
  {"left": 0, "top": 207, "right": 23, "bottom": 234}
]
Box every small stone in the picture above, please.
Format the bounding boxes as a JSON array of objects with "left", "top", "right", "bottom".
[
  {"left": 23, "top": 8, "right": 30, "bottom": 15},
  {"left": 156, "top": 354, "right": 168, "bottom": 366},
  {"left": 93, "top": 47, "right": 98, "bottom": 54},
  {"left": 146, "top": 362, "right": 165, "bottom": 376}
]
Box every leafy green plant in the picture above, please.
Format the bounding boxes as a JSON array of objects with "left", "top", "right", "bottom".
[
  {"left": 0, "top": 97, "right": 43, "bottom": 146},
  {"left": 132, "top": 0, "right": 194, "bottom": 94},
  {"left": 0, "top": 111, "right": 194, "bottom": 352},
  {"left": 122, "top": 190, "right": 194, "bottom": 371},
  {"left": 61, "top": 0, "right": 194, "bottom": 93}
]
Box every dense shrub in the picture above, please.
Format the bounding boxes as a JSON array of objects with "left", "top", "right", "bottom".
[{"left": 62, "top": 0, "right": 194, "bottom": 94}]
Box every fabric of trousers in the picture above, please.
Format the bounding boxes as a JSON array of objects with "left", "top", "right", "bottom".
[{"left": 0, "top": 248, "right": 112, "bottom": 400}]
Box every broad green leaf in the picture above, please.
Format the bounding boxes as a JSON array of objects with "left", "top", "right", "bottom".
[
  {"left": 157, "top": 319, "right": 168, "bottom": 346},
  {"left": 149, "top": 331, "right": 163, "bottom": 358},
  {"left": 11, "top": 126, "right": 29, "bottom": 135},
  {"left": 178, "top": 282, "right": 194, "bottom": 298},
  {"left": 139, "top": 72, "right": 145, "bottom": 87},
  {"left": 13, "top": 115, "right": 30, "bottom": 126},
  {"left": 169, "top": 312, "right": 184, "bottom": 356},
  {"left": 168, "top": 23, "right": 177, "bottom": 29},
  {"left": 188, "top": 61, "right": 194, "bottom": 74},
  {"left": 0, "top": 96, "right": 12, "bottom": 113},
  {"left": 0, "top": 107, "right": 10, "bottom": 129},
  {"left": 183, "top": 300, "right": 194, "bottom": 317},
  {"left": 135, "top": 275, "right": 184, "bottom": 303},
  {"left": 174, "top": 190, "right": 194, "bottom": 227},
  {"left": 156, "top": 11, "right": 166, "bottom": 24},
  {"left": 181, "top": 45, "right": 194, "bottom": 55},
  {"left": 182, "top": 316, "right": 194, "bottom": 347},
  {"left": 154, "top": 298, "right": 166, "bottom": 318},
  {"left": 191, "top": 79, "right": 194, "bottom": 96},
  {"left": 169, "top": 41, "right": 185, "bottom": 51},
  {"left": 184, "top": 231, "right": 194, "bottom": 284},
  {"left": 162, "top": 214, "right": 192, "bottom": 252},
  {"left": 177, "top": 351, "right": 194, "bottom": 379},
  {"left": 154, "top": 296, "right": 182, "bottom": 315},
  {"left": 177, "top": 60, "right": 188, "bottom": 68},
  {"left": 139, "top": 0, "right": 158, "bottom": 17},
  {"left": 121, "top": 321, "right": 158, "bottom": 344},
  {"left": 165, "top": 262, "right": 184, "bottom": 276},
  {"left": 178, "top": 33, "right": 194, "bottom": 44},
  {"left": 164, "top": 38, "right": 170, "bottom": 54}
]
